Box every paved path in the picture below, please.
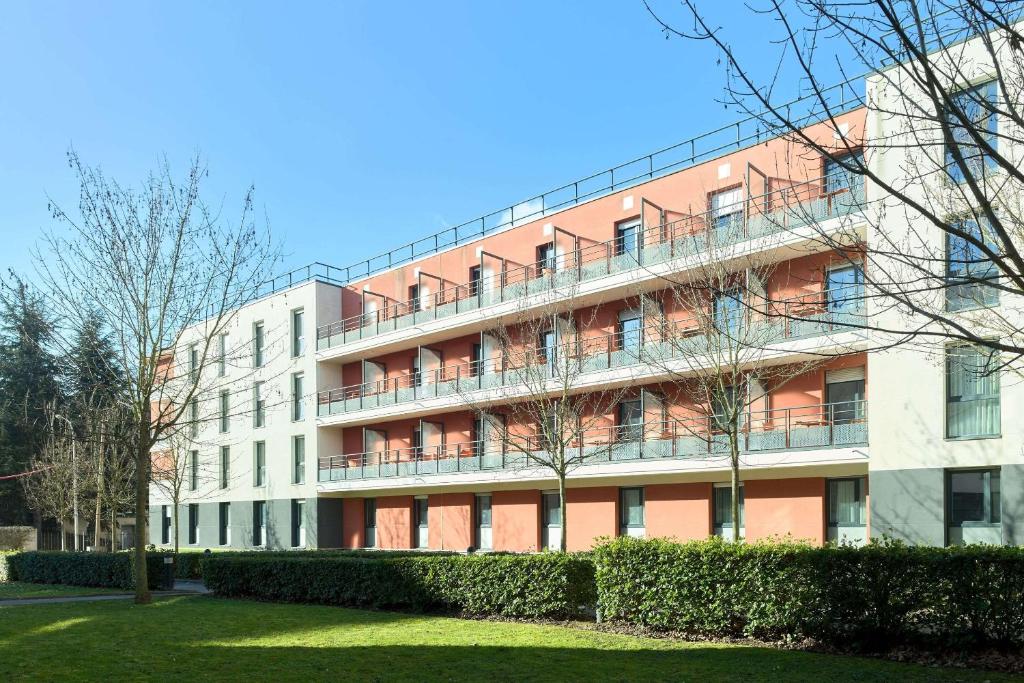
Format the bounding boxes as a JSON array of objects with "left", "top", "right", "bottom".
[{"left": 0, "top": 581, "right": 210, "bottom": 607}]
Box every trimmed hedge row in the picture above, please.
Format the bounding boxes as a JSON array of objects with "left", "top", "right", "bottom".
[
  {"left": 203, "top": 552, "right": 595, "bottom": 618},
  {"left": 172, "top": 549, "right": 459, "bottom": 580},
  {"left": 593, "top": 537, "right": 1024, "bottom": 649},
  {"left": 7, "top": 552, "right": 174, "bottom": 591},
  {"left": 0, "top": 551, "right": 14, "bottom": 582}
]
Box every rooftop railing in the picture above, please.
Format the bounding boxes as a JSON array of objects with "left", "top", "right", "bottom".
[
  {"left": 316, "top": 284, "right": 866, "bottom": 418},
  {"left": 317, "top": 400, "right": 868, "bottom": 482},
  {"left": 316, "top": 170, "right": 866, "bottom": 351}
]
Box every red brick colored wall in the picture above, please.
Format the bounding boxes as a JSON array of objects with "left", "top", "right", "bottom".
[
  {"left": 565, "top": 487, "right": 618, "bottom": 551},
  {"left": 427, "top": 492, "right": 475, "bottom": 551},
  {"left": 342, "top": 498, "right": 365, "bottom": 548},
  {"left": 745, "top": 477, "right": 826, "bottom": 544},
  {"left": 376, "top": 495, "right": 413, "bottom": 549},
  {"left": 645, "top": 483, "right": 713, "bottom": 541},
  {"left": 492, "top": 490, "right": 541, "bottom": 552}
]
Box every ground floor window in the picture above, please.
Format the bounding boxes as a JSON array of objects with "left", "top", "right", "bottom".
[
  {"left": 713, "top": 483, "right": 744, "bottom": 541},
  {"left": 252, "top": 501, "right": 267, "bottom": 547},
  {"left": 827, "top": 477, "right": 867, "bottom": 545},
  {"left": 187, "top": 504, "right": 199, "bottom": 545},
  {"left": 291, "top": 499, "right": 306, "bottom": 548},
  {"left": 219, "top": 502, "right": 231, "bottom": 546},
  {"left": 364, "top": 498, "right": 377, "bottom": 548},
  {"left": 541, "top": 492, "right": 561, "bottom": 550},
  {"left": 414, "top": 497, "right": 429, "bottom": 548},
  {"left": 947, "top": 468, "right": 1001, "bottom": 545},
  {"left": 619, "top": 487, "right": 645, "bottom": 537},
  {"left": 161, "top": 505, "right": 171, "bottom": 545},
  {"left": 475, "top": 494, "right": 492, "bottom": 550}
]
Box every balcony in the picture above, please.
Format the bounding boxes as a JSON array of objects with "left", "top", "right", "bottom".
[
  {"left": 316, "top": 287, "right": 866, "bottom": 421},
  {"left": 317, "top": 401, "right": 868, "bottom": 483},
  {"left": 316, "top": 173, "right": 866, "bottom": 355}
]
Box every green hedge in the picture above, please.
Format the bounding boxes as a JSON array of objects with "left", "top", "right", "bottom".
[
  {"left": 203, "top": 552, "right": 595, "bottom": 618},
  {"left": 593, "top": 537, "right": 1024, "bottom": 649},
  {"left": 172, "top": 549, "right": 459, "bottom": 580},
  {"left": 0, "top": 551, "right": 14, "bottom": 583},
  {"left": 7, "top": 552, "right": 174, "bottom": 591}
]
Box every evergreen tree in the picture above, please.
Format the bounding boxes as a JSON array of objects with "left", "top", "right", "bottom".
[{"left": 0, "top": 278, "right": 61, "bottom": 525}]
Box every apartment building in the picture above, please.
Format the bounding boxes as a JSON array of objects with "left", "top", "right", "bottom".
[{"left": 149, "top": 33, "right": 1023, "bottom": 551}]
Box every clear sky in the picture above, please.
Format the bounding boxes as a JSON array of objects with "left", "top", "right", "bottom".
[{"left": 0, "top": 1, "right": 843, "bottom": 280}]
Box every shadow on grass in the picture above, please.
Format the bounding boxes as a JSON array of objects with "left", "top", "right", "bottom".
[{"left": 0, "top": 596, "right": 1010, "bottom": 682}]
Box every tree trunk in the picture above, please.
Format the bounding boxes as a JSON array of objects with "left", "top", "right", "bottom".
[
  {"left": 172, "top": 498, "right": 180, "bottom": 556},
  {"left": 730, "top": 432, "right": 741, "bottom": 543},
  {"left": 110, "top": 506, "right": 118, "bottom": 552},
  {"left": 558, "top": 471, "right": 568, "bottom": 553},
  {"left": 60, "top": 518, "right": 66, "bottom": 551},
  {"left": 94, "top": 430, "right": 106, "bottom": 552},
  {"left": 133, "top": 410, "right": 151, "bottom": 604}
]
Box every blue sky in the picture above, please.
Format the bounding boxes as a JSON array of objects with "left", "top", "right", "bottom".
[{"left": 0, "top": 1, "right": 844, "bottom": 279}]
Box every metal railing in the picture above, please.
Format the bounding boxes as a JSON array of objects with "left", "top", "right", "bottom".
[
  {"left": 315, "top": 284, "right": 866, "bottom": 418},
  {"left": 316, "top": 170, "right": 866, "bottom": 349},
  {"left": 317, "top": 400, "right": 868, "bottom": 482}
]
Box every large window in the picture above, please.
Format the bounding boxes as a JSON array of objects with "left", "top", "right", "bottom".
[
  {"left": 469, "top": 265, "right": 482, "bottom": 297},
  {"left": 189, "top": 398, "right": 199, "bottom": 438},
  {"left": 218, "top": 333, "right": 228, "bottom": 377},
  {"left": 409, "top": 284, "right": 421, "bottom": 313},
  {"left": 617, "top": 399, "right": 643, "bottom": 441},
  {"left": 475, "top": 494, "right": 492, "bottom": 550},
  {"left": 944, "top": 80, "right": 998, "bottom": 183},
  {"left": 827, "top": 478, "right": 866, "bottom": 527},
  {"left": 536, "top": 242, "right": 556, "bottom": 274},
  {"left": 188, "top": 450, "right": 198, "bottom": 491},
  {"left": 218, "top": 502, "right": 231, "bottom": 546},
  {"left": 253, "top": 322, "right": 265, "bottom": 368},
  {"left": 541, "top": 492, "right": 561, "bottom": 551},
  {"left": 253, "top": 382, "right": 266, "bottom": 428},
  {"left": 713, "top": 484, "right": 745, "bottom": 540},
  {"left": 187, "top": 504, "right": 199, "bottom": 545},
  {"left": 946, "top": 344, "right": 1000, "bottom": 439},
  {"left": 364, "top": 498, "right": 377, "bottom": 548},
  {"left": 948, "top": 468, "right": 1000, "bottom": 528},
  {"left": 292, "top": 372, "right": 305, "bottom": 421},
  {"left": 292, "top": 435, "right": 306, "bottom": 485},
  {"left": 291, "top": 499, "right": 306, "bottom": 548},
  {"left": 946, "top": 217, "right": 999, "bottom": 311},
  {"left": 615, "top": 219, "right": 640, "bottom": 256},
  {"left": 414, "top": 497, "right": 429, "bottom": 549},
  {"left": 619, "top": 487, "right": 645, "bottom": 537},
  {"left": 713, "top": 288, "right": 743, "bottom": 332},
  {"left": 219, "top": 446, "right": 230, "bottom": 489},
  {"left": 823, "top": 150, "right": 864, "bottom": 194},
  {"left": 161, "top": 505, "right": 171, "bottom": 545},
  {"left": 710, "top": 187, "right": 744, "bottom": 237},
  {"left": 252, "top": 501, "right": 267, "bottom": 547},
  {"left": 219, "top": 390, "right": 230, "bottom": 433},
  {"left": 825, "top": 263, "right": 864, "bottom": 313},
  {"left": 825, "top": 368, "right": 866, "bottom": 425},
  {"left": 618, "top": 312, "right": 642, "bottom": 354},
  {"left": 291, "top": 308, "right": 305, "bottom": 357},
  {"left": 254, "top": 441, "right": 267, "bottom": 487},
  {"left": 188, "top": 344, "right": 199, "bottom": 381}
]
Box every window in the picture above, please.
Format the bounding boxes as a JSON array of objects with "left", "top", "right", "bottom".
[
  {"left": 541, "top": 492, "right": 561, "bottom": 550},
  {"left": 218, "top": 333, "right": 228, "bottom": 377},
  {"left": 825, "top": 368, "right": 866, "bottom": 425},
  {"left": 617, "top": 399, "right": 643, "bottom": 441},
  {"left": 253, "top": 322, "right": 265, "bottom": 368},
  {"left": 618, "top": 313, "right": 642, "bottom": 354},
  {"left": 254, "top": 441, "right": 266, "bottom": 487},
  {"left": 827, "top": 478, "right": 866, "bottom": 527},
  {"left": 292, "top": 373, "right": 305, "bottom": 421},
  {"left": 471, "top": 343, "right": 483, "bottom": 377},
  {"left": 218, "top": 502, "right": 231, "bottom": 546},
  {"left": 536, "top": 242, "right": 556, "bottom": 274},
  {"left": 944, "top": 80, "right": 997, "bottom": 183},
  {"left": 189, "top": 398, "right": 199, "bottom": 438},
  {"left": 187, "top": 504, "right": 199, "bottom": 545},
  {"left": 713, "top": 288, "right": 743, "bottom": 332},
  {"left": 188, "top": 450, "right": 198, "bottom": 491},
  {"left": 711, "top": 384, "right": 741, "bottom": 432},
  {"left": 410, "top": 355, "right": 421, "bottom": 387},
  {"left": 253, "top": 382, "right": 266, "bottom": 428},
  {"left": 825, "top": 263, "right": 864, "bottom": 313},
  {"left": 946, "top": 216, "right": 999, "bottom": 311},
  {"left": 219, "top": 390, "right": 230, "bottom": 433},
  {"left": 188, "top": 344, "right": 199, "bottom": 381},
  {"left": 414, "top": 498, "right": 429, "bottom": 549},
  {"left": 219, "top": 446, "right": 230, "bottom": 489},
  {"left": 364, "top": 498, "right": 377, "bottom": 548},
  {"left": 409, "top": 284, "right": 421, "bottom": 313},
  {"left": 619, "top": 487, "right": 645, "bottom": 537},
  {"left": 161, "top": 505, "right": 171, "bottom": 545},
  {"left": 710, "top": 187, "right": 744, "bottom": 236},
  {"left": 291, "top": 499, "right": 306, "bottom": 548},
  {"left": 252, "top": 501, "right": 267, "bottom": 547},
  {"left": 469, "top": 265, "right": 482, "bottom": 297},
  {"left": 475, "top": 494, "right": 492, "bottom": 550},
  {"left": 713, "top": 484, "right": 745, "bottom": 540},
  {"left": 615, "top": 219, "right": 640, "bottom": 256},
  {"left": 946, "top": 344, "right": 1000, "bottom": 439},
  {"left": 948, "top": 469, "right": 1000, "bottom": 527},
  {"left": 291, "top": 308, "right": 305, "bottom": 357},
  {"left": 539, "top": 329, "right": 556, "bottom": 364},
  {"left": 823, "top": 150, "right": 864, "bottom": 194},
  {"left": 292, "top": 435, "right": 306, "bottom": 484}
]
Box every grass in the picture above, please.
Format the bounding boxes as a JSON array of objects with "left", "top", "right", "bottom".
[
  {"left": 0, "top": 582, "right": 128, "bottom": 600},
  {"left": 0, "top": 596, "right": 1013, "bottom": 682}
]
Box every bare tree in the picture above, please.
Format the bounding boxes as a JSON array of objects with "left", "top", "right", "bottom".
[
  {"left": 646, "top": 1, "right": 1024, "bottom": 371},
  {"left": 454, "top": 292, "right": 633, "bottom": 552},
  {"left": 32, "top": 152, "right": 277, "bottom": 602}
]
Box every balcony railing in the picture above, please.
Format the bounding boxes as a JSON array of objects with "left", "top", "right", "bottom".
[
  {"left": 316, "top": 285, "right": 866, "bottom": 418},
  {"left": 316, "top": 172, "right": 866, "bottom": 351},
  {"left": 317, "top": 401, "right": 868, "bottom": 482}
]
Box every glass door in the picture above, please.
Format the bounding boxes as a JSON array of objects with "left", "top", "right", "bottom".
[
  {"left": 414, "top": 498, "right": 429, "bottom": 548},
  {"left": 541, "top": 492, "right": 562, "bottom": 550},
  {"left": 475, "top": 494, "right": 492, "bottom": 550}
]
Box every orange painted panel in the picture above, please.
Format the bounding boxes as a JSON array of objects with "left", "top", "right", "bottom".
[
  {"left": 492, "top": 490, "right": 540, "bottom": 552},
  {"left": 645, "top": 483, "right": 712, "bottom": 541},
  {"left": 428, "top": 492, "right": 474, "bottom": 551},
  {"left": 745, "top": 477, "right": 826, "bottom": 545},
  {"left": 341, "top": 498, "right": 365, "bottom": 549},
  {"left": 376, "top": 496, "right": 413, "bottom": 549},
  {"left": 565, "top": 487, "right": 617, "bottom": 551}
]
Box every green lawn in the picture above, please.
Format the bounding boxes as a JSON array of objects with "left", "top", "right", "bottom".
[
  {"left": 0, "top": 582, "right": 128, "bottom": 600},
  {"left": 0, "top": 596, "right": 1010, "bottom": 682}
]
